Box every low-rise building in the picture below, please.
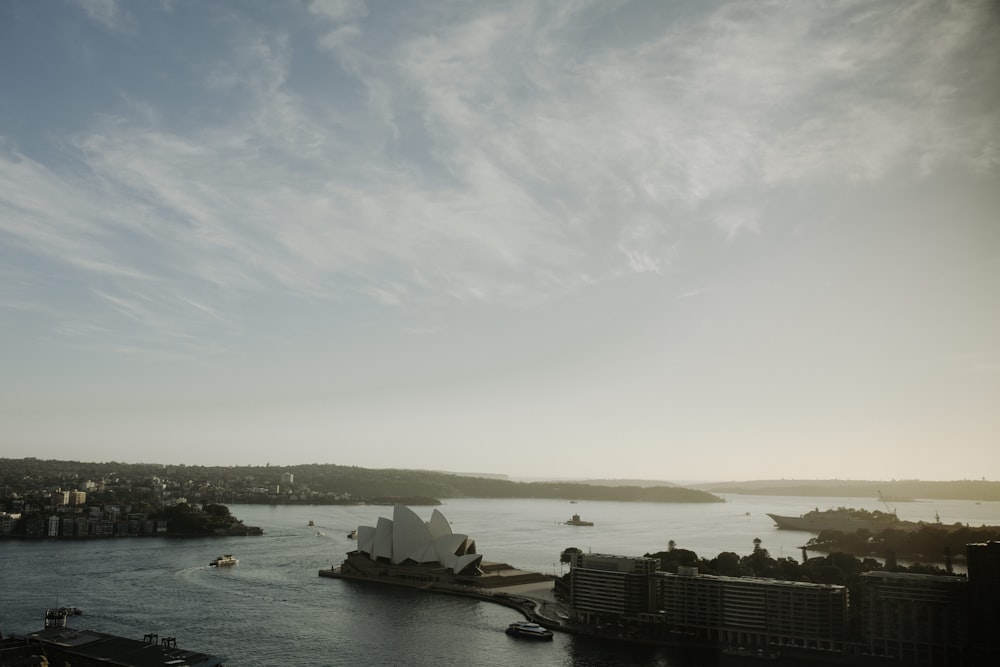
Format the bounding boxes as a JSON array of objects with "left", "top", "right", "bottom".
[{"left": 662, "top": 567, "right": 848, "bottom": 652}]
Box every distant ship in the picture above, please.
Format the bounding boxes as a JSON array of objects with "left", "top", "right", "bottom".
[
  {"left": 565, "top": 514, "right": 594, "bottom": 527},
  {"left": 766, "top": 508, "right": 918, "bottom": 533},
  {"left": 210, "top": 554, "right": 239, "bottom": 567}
]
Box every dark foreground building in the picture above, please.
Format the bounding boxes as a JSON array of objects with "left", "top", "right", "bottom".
[
  {"left": 0, "top": 610, "right": 225, "bottom": 667},
  {"left": 967, "top": 540, "right": 1000, "bottom": 665}
]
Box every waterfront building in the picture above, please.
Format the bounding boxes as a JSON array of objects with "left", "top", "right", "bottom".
[
  {"left": 339, "top": 505, "right": 485, "bottom": 585},
  {"left": 966, "top": 541, "right": 1000, "bottom": 664},
  {"left": 661, "top": 567, "right": 848, "bottom": 652},
  {"left": 567, "top": 554, "right": 848, "bottom": 654},
  {"left": 0, "top": 622, "right": 226, "bottom": 666},
  {"left": 0, "top": 512, "right": 17, "bottom": 535},
  {"left": 860, "top": 571, "right": 967, "bottom": 665},
  {"left": 568, "top": 553, "right": 661, "bottom": 626}
]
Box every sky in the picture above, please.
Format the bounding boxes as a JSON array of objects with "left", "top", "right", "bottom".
[{"left": 1, "top": 1, "right": 998, "bottom": 482}]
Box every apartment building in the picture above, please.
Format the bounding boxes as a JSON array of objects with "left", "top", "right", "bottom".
[
  {"left": 661, "top": 567, "right": 848, "bottom": 652},
  {"left": 861, "top": 571, "right": 967, "bottom": 666}
]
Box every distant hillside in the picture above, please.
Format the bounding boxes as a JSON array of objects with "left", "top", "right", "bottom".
[
  {"left": 0, "top": 458, "right": 721, "bottom": 504},
  {"left": 572, "top": 478, "right": 676, "bottom": 488},
  {"left": 693, "top": 479, "right": 1000, "bottom": 502}
]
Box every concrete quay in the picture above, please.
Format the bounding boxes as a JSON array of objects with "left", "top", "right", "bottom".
[{"left": 318, "top": 563, "right": 571, "bottom": 631}]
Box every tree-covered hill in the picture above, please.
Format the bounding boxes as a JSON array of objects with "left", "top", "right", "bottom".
[
  {"left": 0, "top": 458, "right": 722, "bottom": 504},
  {"left": 693, "top": 478, "right": 1000, "bottom": 501}
]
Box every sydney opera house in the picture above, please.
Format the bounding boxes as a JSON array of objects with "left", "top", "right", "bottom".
[{"left": 343, "top": 505, "right": 485, "bottom": 582}]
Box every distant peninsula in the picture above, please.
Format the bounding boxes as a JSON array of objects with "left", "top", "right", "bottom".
[
  {"left": 693, "top": 478, "right": 1000, "bottom": 502},
  {"left": 0, "top": 458, "right": 723, "bottom": 506}
]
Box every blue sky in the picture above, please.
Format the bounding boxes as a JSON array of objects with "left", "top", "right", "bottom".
[{"left": 1, "top": 0, "right": 998, "bottom": 481}]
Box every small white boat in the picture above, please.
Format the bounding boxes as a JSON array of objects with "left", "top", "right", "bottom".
[
  {"left": 210, "top": 554, "right": 239, "bottom": 567},
  {"left": 505, "top": 621, "right": 553, "bottom": 640},
  {"left": 347, "top": 529, "right": 357, "bottom": 539}
]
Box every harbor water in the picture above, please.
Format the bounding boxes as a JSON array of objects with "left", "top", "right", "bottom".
[{"left": 1, "top": 495, "right": 996, "bottom": 666}]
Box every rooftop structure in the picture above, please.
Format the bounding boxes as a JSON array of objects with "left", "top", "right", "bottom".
[{"left": 1, "top": 614, "right": 225, "bottom": 667}]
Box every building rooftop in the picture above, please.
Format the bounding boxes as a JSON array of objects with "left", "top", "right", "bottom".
[{"left": 23, "top": 626, "right": 225, "bottom": 667}]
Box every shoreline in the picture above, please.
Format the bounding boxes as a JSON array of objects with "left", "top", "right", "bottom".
[
  {"left": 318, "top": 564, "right": 570, "bottom": 630},
  {"left": 317, "top": 565, "right": 895, "bottom": 664}
]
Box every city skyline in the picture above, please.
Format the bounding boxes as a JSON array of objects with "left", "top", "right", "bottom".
[{"left": 2, "top": 1, "right": 998, "bottom": 481}]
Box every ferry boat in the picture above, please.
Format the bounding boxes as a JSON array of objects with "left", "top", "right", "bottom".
[
  {"left": 564, "top": 513, "right": 594, "bottom": 526},
  {"left": 209, "top": 554, "right": 239, "bottom": 567},
  {"left": 505, "top": 621, "right": 553, "bottom": 641},
  {"left": 722, "top": 645, "right": 779, "bottom": 660}
]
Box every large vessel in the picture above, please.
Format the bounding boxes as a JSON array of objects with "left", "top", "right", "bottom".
[
  {"left": 564, "top": 514, "right": 594, "bottom": 526},
  {"left": 505, "top": 622, "right": 553, "bottom": 641},
  {"left": 766, "top": 508, "right": 917, "bottom": 533},
  {"left": 210, "top": 554, "right": 239, "bottom": 567}
]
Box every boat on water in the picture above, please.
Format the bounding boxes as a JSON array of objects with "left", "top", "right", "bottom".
[
  {"left": 766, "top": 507, "right": 918, "bottom": 533},
  {"left": 722, "top": 645, "right": 779, "bottom": 660},
  {"left": 308, "top": 520, "right": 315, "bottom": 526},
  {"left": 209, "top": 554, "right": 239, "bottom": 567},
  {"left": 505, "top": 622, "right": 553, "bottom": 641},
  {"left": 347, "top": 529, "right": 357, "bottom": 539},
  {"left": 565, "top": 513, "right": 594, "bottom": 526}
]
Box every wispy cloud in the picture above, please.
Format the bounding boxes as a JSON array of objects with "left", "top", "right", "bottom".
[
  {"left": 2, "top": 0, "right": 997, "bottom": 355},
  {"left": 75, "top": 0, "right": 135, "bottom": 33}
]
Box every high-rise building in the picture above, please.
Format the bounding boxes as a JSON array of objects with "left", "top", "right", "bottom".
[
  {"left": 861, "top": 571, "right": 967, "bottom": 665},
  {"left": 966, "top": 541, "right": 1000, "bottom": 664},
  {"left": 568, "top": 553, "right": 661, "bottom": 626}
]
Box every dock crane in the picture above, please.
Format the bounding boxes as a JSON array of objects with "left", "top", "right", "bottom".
[{"left": 878, "top": 490, "right": 897, "bottom": 516}]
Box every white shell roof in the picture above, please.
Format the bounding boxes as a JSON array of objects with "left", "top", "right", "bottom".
[{"left": 353, "top": 505, "right": 482, "bottom": 575}]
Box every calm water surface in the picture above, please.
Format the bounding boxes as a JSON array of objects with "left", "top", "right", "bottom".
[{"left": 1, "top": 496, "right": 996, "bottom": 666}]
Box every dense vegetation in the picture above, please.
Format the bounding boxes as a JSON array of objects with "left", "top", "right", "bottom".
[
  {"left": 150, "top": 503, "right": 256, "bottom": 536},
  {"left": 638, "top": 537, "right": 960, "bottom": 638},
  {"left": 0, "top": 458, "right": 722, "bottom": 504},
  {"left": 805, "top": 524, "right": 1000, "bottom": 564}
]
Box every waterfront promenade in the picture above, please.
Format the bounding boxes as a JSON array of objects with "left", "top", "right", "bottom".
[{"left": 318, "top": 563, "right": 570, "bottom": 630}]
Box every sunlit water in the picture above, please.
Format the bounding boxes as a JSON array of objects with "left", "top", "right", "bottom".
[{"left": 1, "top": 496, "right": 996, "bottom": 666}]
